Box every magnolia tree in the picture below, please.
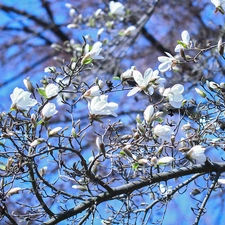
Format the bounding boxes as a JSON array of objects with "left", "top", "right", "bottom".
[{"left": 1, "top": 1, "right": 225, "bottom": 225}]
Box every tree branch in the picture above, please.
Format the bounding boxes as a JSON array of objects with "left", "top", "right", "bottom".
[{"left": 43, "top": 162, "right": 225, "bottom": 224}]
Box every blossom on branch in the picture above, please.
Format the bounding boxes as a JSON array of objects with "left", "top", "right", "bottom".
[
  {"left": 127, "top": 68, "right": 165, "bottom": 97},
  {"left": 88, "top": 95, "right": 118, "bottom": 117},
  {"left": 175, "top": 30, "right": 191, "bottom": 52},
  {"left": 41, "top": 103, "right": 58, "bottom": 120},
  {"left": 83, "top": 86, "right": 101, "bottom": 98},
  {"left": 163, "top": 84, "right": 184, "bottom": 108},
  {"left": 158, "top": 52, "right": 179, "bottom": 73},
  {"left": 45, "top": 84, "right": 59, "bottom": 99},
  {"left": 109, "top": 1, "right": 125, "bottom": 16},
  {"left": 10, "top": 87, "right": 37, "bottom": 111},
  {"left": 154, "top": 124, "right": 173, "bottom": 142},
  {"left": 82, "top": 41, "right": 104, "bottom": 64},
  {"left": 186, "top": 145, "right": 206, "bottom": 164}
]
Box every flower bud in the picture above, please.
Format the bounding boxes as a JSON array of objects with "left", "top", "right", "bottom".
[
  {"left": 72, "top": 185, "right": 87, "bottom": 191},
  {"left": 30, "top": 138, "right": 45, "bottom": 147},
  {"left": 39, "top": 166, "right": 48, "bottom": 177},
  {"left": 190, "top": 188, "right": 201, "bottom": 196},
  {"left": 182, "top": 122, "right": 192, "bottom": 131},
  {"left": 138, "top": 158, "right": 148, "bottom": 165},
  {"left": 6, "top": 157, "right": 14, "bottom": 171},
  {"left": 23, "top": 77, "right": 34, "bottom": 93},
  {"left": 144, "top": 105, "right": 154, "bottom": 123},
  {"left": 157, "top": 156, "right": 174, "bottom": 166},
  {"left": 218, "top": 38, "right": 224, "bottom": 56},
  {"left": 48, "top": 127, "right": 62, "bottom": 137},
  {"left": 195, "top": 88, "right": 206, "bottom": 98},
  {"left": 96, "top": 137, "right": 106, "bottom": 157}
]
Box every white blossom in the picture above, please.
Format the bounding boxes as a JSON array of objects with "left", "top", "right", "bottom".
[
  {"left": 186, "top": 145, "right": 206, "bottom": 164},
  {"left": 144, "top": 105, "right": 154, "bottom": 123},
  {"left": 10, "top": 87, "right": 37, "bottom": 111},
  {"left": 127, "top": 68, "right": 164, "bottom": 96},
  {"left": 163, "top": 84, "right": 184, "bottom": 108},
  {"left": 154, "top": 124, "right": 173, "bottom": 142},
  {"left": 175, "top": 30, "right": 191, "bottom": 52},
  {"left": 45, "top": 84, "right": 59, "bottom": 98},
  {"left": 109, "top": 1, "right": 125, "bottom": 16},
  {"left": 82, "top": 42, "right": 104, "bottom": 64},
  {"left": 88, "top": 95, "right": 118, "bottom": 117},
  {"left": 158, "top": 52, "right": 178, "bottom": 73},
  {"left": 83, "top": 86, "right": 101, "bottom": 98},
  {"left": 41, "top": 103, "right": 58, "bottom": 119}
]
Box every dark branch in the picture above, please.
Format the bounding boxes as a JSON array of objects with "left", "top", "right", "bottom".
[{"left": 43, "top": 162, "right": 225, "bottom": 224}]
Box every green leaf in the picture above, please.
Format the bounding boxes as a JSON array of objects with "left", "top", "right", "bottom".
[
  {"left": 177, "top": 40, "right": 187, "bottom": 48},
  {"left": 38, "top": 88, "right": 47, "bottom": 98},
  {"left": 82, "top": 58, "right": 93, "bottom": 65},
  {"left": 0, "top": 163, "right": 6, "bottom": 171},
  {"left": 113, "top": 76, "right": 121, "bottom": 80},
  {"left": 119, "top": 151, "right": 126, "bottom": 157},
  {"left": 132, "top": 162, "right": 139, "bottom": 170}
]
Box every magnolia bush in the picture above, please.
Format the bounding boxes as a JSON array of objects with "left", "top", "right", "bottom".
[{"left": 1, "top": 1, "right": 225, "bottom": 225}]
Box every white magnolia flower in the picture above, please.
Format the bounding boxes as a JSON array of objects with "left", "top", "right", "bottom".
[
  {"left": 158, "top": 52, "right": 178, "bottom": 73},
  {"left": 144, "top": 105, "right": 154, "bottom": 123},
  {"left": 211, "top": 0, "right": 225, "bottom": 13},
  {"left": 10, "top": 87, "right": 37, "bottom": 111},
  {"left": 157, "top": 156, "right": 175, "bottom": 166},
  {"left": 83, "top": 86, "right": 100, "bottom": 98},
  {"left": 127, "top": 68, "right": 163, "bottom": 96},
  {"left": 121, "top": 66, "right": 136, "bottom": 81},
  {"left": 154, "top": 124, "right": 173, "bottom": 142},
  {"left": 109, "top": 1, "right": 125, "bottom": 16},
  {"left": 82, "top": 41, "right": 104, "bottom": 64},
  {"left": 186, "top": 145, "right": 206, "bottom": 164},
  {"left": 163, "top": 84, "right": 184, "bottom": 108},
  {"left": 88, "top": 95, "right": 118, "bottom": 117},
  {"left": 175, "top": 30, "right": 191, "bottom": 52},
  {"left": 41, "top": 103, "right": 58, "bottom": 119},
  {"left": 45, "top": 84, "right": 59, "bottom": 98}
]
